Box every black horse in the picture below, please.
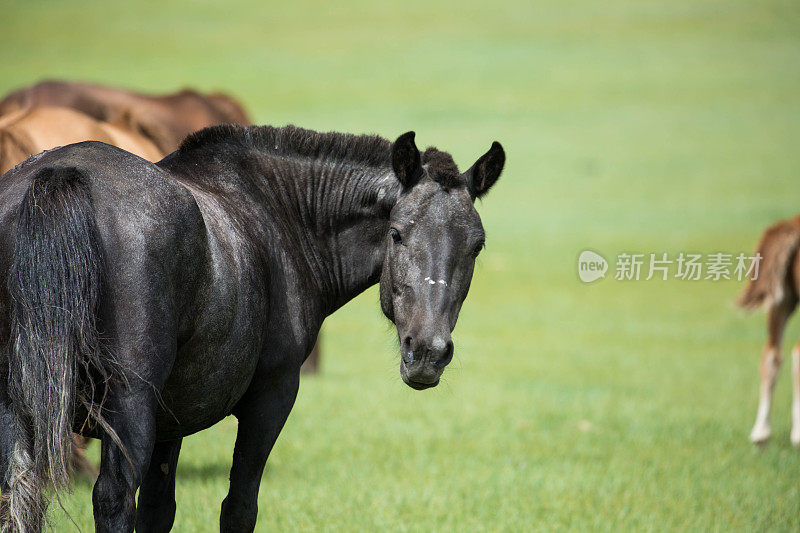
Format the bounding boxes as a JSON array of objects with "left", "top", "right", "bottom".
[{"left": 0, "top": 124, "right": 504, "bottom": 532}]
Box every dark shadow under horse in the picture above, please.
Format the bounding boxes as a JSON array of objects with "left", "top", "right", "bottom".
[{"left": 0, "top": 124, "right": 504, "bottom": 532}]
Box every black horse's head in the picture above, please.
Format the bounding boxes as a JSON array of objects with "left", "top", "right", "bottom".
[{"left": 380, "top": 132, "right": 505, "bottom": 390}]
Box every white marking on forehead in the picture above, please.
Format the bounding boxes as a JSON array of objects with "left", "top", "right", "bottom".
[
  {"left": 438, "top": 280, "right": 447, "bottom": 285},
  {"left": 423, "top": 276, "right": 436, "bottom": 285}
]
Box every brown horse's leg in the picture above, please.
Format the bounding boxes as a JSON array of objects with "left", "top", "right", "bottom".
[
  {"left": 791, "top": 342, "right": 800, "bottom": 447},
  {"left": 70, "top": 434, "right": 98, "bottom": 483},
  {"left": 751, "top": 297, "right": 796, "bottom": 444},
  {"left": 300, "top": 336, "right": 321, "bottom": 374},
  {"left": 791, "top": 251, "right": 800, "bottom": 446}
]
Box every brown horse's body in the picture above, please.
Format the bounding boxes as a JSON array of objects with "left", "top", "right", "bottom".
[
  {"left": 0, "top": 107, "right": 163, "bottom": 174},
  {"left": 738, "top": 215, "right": 800, "bottom": 445},
  {"left": 0, "top": 80, "right": 252, "bottom": 153}
]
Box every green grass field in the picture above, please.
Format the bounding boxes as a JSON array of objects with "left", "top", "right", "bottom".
[{"left": 3, "top": 0, "right": 800, "bottom": 530}]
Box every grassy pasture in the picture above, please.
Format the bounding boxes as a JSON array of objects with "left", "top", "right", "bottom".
[{"left": 2, "top": 0, "right": 800, "bottom": 529}]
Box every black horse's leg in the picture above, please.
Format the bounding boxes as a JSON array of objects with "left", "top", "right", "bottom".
[
  {"left": 220, "top": 372, "right": 300, "bottom": 533},
  {"left": 135, "top": 438, "right": 182, "bottom": 533},
  {"left": 92, "top": 386, "right": 158, "bottom": 533}
]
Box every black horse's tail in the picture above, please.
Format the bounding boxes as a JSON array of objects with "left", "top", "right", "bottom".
[{"left": 4, "top": 167, "right": 119, "bottom": 532}]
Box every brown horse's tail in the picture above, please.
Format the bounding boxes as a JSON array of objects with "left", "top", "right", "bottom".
[{"left": 737, "top": 216, "right": 800, "bottom": 310}]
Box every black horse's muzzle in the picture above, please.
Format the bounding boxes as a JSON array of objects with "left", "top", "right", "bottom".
[{"left": 399, "top": 333, "right": 454, "bottom": 389}]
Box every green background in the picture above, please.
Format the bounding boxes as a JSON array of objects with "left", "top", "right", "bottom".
[{"left": 2, "top": 0, "right": 800, "bottom": 529}]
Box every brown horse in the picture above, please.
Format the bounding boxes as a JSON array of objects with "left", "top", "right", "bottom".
[
  {"left": 0, "top": 80, "right": 252, "bottom": 153},
  {"left": 0, "top": 107, "right": 163, "bottom": 174},
  {"left": 738, "top": 215, "right": 800, "bottom": 445}
]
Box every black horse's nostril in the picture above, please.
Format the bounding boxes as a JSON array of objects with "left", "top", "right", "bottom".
[
  {"left": 431, "top": 339, "right": 454, "bottom": 368},
  {"left": 401, "top": 336, "right": 415, "bottom": 364}
]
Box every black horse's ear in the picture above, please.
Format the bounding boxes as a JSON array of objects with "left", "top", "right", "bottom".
[
  {"left": 392, "top": 131, "right": 422, "bottom": 188},
  {"left": 466, "top": 142, "right": 505, "bottom": 199}
]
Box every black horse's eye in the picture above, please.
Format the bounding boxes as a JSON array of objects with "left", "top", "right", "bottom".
[
  {"left": 472, "top": 241, "right": 485, "bottom": 257},
  {"left": 390, "top": 228, "right": 402, "bottom": 243}
]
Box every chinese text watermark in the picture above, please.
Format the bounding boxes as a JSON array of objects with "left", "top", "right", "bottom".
[{"left": 578, "top": 251, "right": 761, "bottom": 283}]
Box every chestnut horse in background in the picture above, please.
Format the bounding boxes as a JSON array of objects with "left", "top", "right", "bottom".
[
  {"left": 0, "top": 107, "right": 162, "bottom": 175},
  {"left": 738, "top": 215, "right": 800, "bottom": 446},
  {"left": 0, "top": 79, "right": 251, "bottom": 154}
]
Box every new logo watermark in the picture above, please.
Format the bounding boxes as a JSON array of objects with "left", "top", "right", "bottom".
[
  {"left": 577, "top": 250, "right": 608, "bottom": 283},
  {"left": 577, "top": 250, "right": 761, "bottom": 283}
]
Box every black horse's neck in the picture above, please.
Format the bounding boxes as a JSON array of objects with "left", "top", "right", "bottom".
[
  {"left": 263, "top": 159, "right": 401, "bottom": 315},
  {"left": 166, "top": 124, "right": 403, "bottom": 317}
]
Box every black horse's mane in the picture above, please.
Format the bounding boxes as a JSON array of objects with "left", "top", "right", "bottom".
[{"left": 179, "top": 124, "right": 463, "bottom": 187}]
